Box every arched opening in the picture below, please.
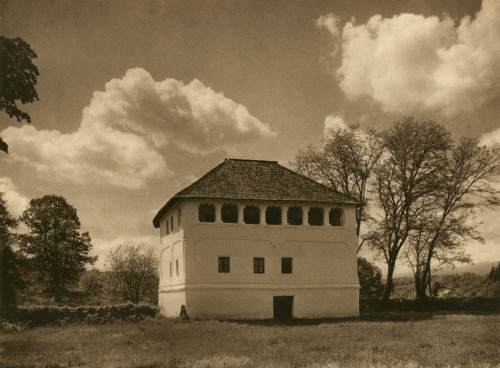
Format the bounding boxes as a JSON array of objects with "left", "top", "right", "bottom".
[
  {"left": 308, "top": 207, "right": 323, "bottom": 226},
  {"left": 221, "top": 203, "right": 238, "bottom": 223},
  {"left": 199, "top": 203, "right": 215, "bottom": 223},
  {"left": 287, "top": 206, "right": 302, "bottom": 225},
  {"left": 244, "top": 205, "right": 260, "bottom": 224},
  {"left": 266, "top": 206, "right": 281, "bottom": 225},
  {"left": 329, "top": 208, "right": 344, "bottom": 226}
]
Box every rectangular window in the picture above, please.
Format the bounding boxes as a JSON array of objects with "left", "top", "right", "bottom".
[
  {"left": 166, "top": 219, "right": 169, "bottom": 235},
  {"left": 178, "top": 207, "right": 181, "bottom": 226},
  {"left": 171, "top": 216, "right": 174, "bottom": 232},
  {"left": 254, "top": 258, "right": 265, "bottom": 273},
  {"left": 218, "top": 257, "right": 230, "bottom": 273},
  {"left": 176, "top": 259, "right": 179, "bottom": 276},
  {"left": 281, "top": 257, "right": 293, "bottom": 274},
  {"left": 169, "top": 262, "right": 172, "bottom": 277}
]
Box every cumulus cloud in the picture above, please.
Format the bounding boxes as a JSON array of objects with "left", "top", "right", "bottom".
[
  {"left": 319, "top": 0, "right": 500, "bottom": 116},
  {"left": 0, "top": 177, "right": 29, "bottom": 216},
  {"left": 323, "top": 114, "right": 348, "bottom": 136},
  {"left": 2, "top": 68, "right": 275, "bottom": 189}
]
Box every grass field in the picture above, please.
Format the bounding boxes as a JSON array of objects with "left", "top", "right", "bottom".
[{"left": 1, "top": 313, "right": 499, "bottom": 368}]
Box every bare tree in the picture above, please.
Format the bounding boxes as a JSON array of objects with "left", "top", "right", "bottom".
[
  {"left": 294, "top": 124, "right": 383, "bottom": 250},
  {"left": 105, "top": 242, "right": 158, "bottom": 304},
  {"left": 366, "top": 118, "right": 452, "bottom": 305},
  {"left": 406, "top": 137, "right": 500, "bottom": 300}
]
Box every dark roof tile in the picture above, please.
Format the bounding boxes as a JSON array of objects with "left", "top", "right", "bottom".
[{"left": 153, "top": 158, "right": 361, "bottom": 227}]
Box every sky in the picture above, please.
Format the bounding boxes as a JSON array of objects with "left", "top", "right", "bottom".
[{"left": 1, "top": 0, "right": 499, "bottom": 272}]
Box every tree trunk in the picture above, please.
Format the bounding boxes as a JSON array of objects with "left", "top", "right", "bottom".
[
  {"left": 428, "top": 267, "right": 432, "bottom": 297},
  {"left": 417, "top": 254, "right": 433, "bottom": 300},
  {"left": 381, "top": 261, "right": 396, "bottom": 309},
  {"left": 414, "top": 269, "right": 423, "bottom": 298}
]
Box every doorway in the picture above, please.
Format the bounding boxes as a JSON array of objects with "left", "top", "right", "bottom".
[{"left": 273, "top": 296, "right": 293, "bottom": 319}]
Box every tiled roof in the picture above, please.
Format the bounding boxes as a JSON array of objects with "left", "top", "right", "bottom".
[{"left": 153, "top": 158, "right": 361, "bottom": 227}]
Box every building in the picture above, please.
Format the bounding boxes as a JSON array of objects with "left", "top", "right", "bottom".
[{"left": 152, "top": 158, "right": 361, "bottom": 319}]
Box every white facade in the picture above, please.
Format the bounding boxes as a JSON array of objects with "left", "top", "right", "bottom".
[{"left": 157, "top": 198, "right": 360, "bottom": 319}]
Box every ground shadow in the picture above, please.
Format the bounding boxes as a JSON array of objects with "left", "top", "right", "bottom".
[{"left": 226, "top": 310, "right": 496, "bottom": 326}]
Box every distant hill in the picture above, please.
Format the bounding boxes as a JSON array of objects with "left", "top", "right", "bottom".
[
  {"left": 433, "top": 261, "right": 499, "bottom": 276},
  {"left": 394, "top": 261, "right": 499, "bottom": 278}
]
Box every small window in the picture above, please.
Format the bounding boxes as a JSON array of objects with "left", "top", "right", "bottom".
[
  {"left": 244, "top": 205, "right": 260, "bottom": 224},
  {"left": 171, "top": 216, "right": 174, "bottom": 231},
  {"left": 308, "top": 207, "right": 323, "bottom": 226},
  {"left": 221, "top": 203, "right": 238, "bottom": 223},
  {"left": 169, "top": 262, "right": 172, "bottom": 278},
  {"left": 254, "top": 258, "right": 265, "bottom": 274},
  {"left": 199, "top": 203, "right": 215, "bottom": 222},
  {"left": 287, "top": 206, "right": 302, "bottom": 225},
  {"left": 178, "top": 207, "right": 181, "bottom": 226},
  {"left": 330, "top": 208, "right": 344, "bottom": 226},
  {"left": 266, "top": 206, "right": 281, "bottom": 225},
  {"left": 166, "top": 219, "right": 170, "bottom": 235},
  {"left": 218, "top": 257, "right": 230, "bottom": 273},
  {"left": 282, "top": 258, "right": 293, "bottom": 274},
  {"left": 176, "top": 259, "right": 179, "bottom": 276}
]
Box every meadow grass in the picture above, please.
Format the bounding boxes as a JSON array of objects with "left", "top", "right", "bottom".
[{"left": 1, "top": 313, "right": 498, "bottom": 368}]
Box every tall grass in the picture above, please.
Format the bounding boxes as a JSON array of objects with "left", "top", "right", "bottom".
[{"left": 1, "top": 314, "right": 498, "bottom": 367}]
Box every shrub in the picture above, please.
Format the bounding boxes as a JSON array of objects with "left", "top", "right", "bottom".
[
  {"left": 357, "top": 257, "right": 383, "bottom": 298},
  {"left": 105, "top": 243, "right": 159, "bottom": 304},
  {"left": 360, "top": 296, "right": 500, "bottom": 313},
  {"left": 10, "top": 303, "right": 158, "bottom": 327}
]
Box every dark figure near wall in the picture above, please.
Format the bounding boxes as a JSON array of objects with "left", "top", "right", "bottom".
[{"left": 180, "top": 305, "right": 189, "bottom": 319}]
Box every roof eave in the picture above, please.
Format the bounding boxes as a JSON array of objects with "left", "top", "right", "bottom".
[{"left": 152, "top": 197, "right": 179, "bottom": 228}]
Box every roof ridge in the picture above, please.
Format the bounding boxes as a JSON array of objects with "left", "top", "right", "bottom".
[{"left": 225, "top": 158, "right": 278, "bottom": 163}]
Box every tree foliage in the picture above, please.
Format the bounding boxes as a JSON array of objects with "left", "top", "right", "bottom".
[
  {"left": 357, "top": 257, "right": 383, "bottom": 298},
  {"left": 105, "top": 243, "right": 158, "bottom": 304},
  {"left": 488, "top": 262, "right": 500, "bottom": 282},
  {"left": 20, "top": 195, "right": 96, "bottom": 300},
  {"left": 0, "top": 36, "right": 39, "bottom": 153},
  {"left": 294, "top": 124, "right": 383, "bottom": 249},
  {"left": 79, "top": 269, "right": 105, "bottom": 299},
  {"left": 0, "top": 193, "right": 24, "bottom": 317}
]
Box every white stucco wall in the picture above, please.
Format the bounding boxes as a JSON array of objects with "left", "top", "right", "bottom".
[{"left": 157, "top": 199, "right": 359, "bottom": 319}]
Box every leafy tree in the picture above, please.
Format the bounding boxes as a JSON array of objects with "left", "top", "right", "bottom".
[
  {"left": 294, "top": 124, "right": 383, "bottom": 250},
  {"left": 357, "top": 257, "right": 383, "bottom": 298},
  {"left": 105, "top": 242, "right": 158, "bottom": 304},
  {"left": 79, "top": 269, "right": 105, "bottom": 299},
  {"left": 0, "top": 36, "right": 39, "bottom": 153},
  {"left": 20, "top": 195, "right": 96, "bottom": 301},
  {"left": 366, "top": 118, "right": 452, "bottom": 305},
  {"left": 488, "top": 262, "right": 500, "bottom": 282},
  {"left": 0, "top": 193, "right": 24, "bottom": 317}
]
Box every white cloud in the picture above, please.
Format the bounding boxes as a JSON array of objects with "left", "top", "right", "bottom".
[
  {"left": 480, "top": 126, "right": 500, "bottom": 147},
  {"left": 2, "top": 68, "right": 275, "bottom": 189},
  {"left": 0, "top": 177, "right": 29, "bottom": 217},
  {"left": 323, "top": 114, "right": 348, "bottom": 136},
  {"left": 322, "top": 0, "right": 500, "bottom": 116},
  {"left": 316, "top": 13, "right": 342, "bottom": 39}
]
